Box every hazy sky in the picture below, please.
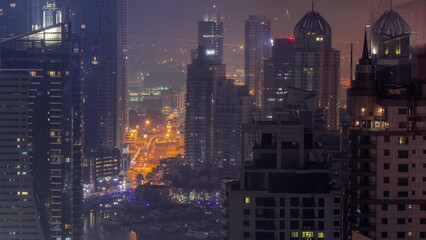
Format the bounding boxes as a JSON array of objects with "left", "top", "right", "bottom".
[{"left": 129, "top": 0, "right": 411, "bottom": 46}]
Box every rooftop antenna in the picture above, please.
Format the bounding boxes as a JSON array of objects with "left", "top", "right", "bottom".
[
  {"left": 370, "top": 0, "right": 373, "bottom": 26},
  {"left": 350, "top": 42, "right": 353, "bottom": 81},
  {"left": 390, "top": 0, "right": 393, "bottom": 10},
  {"left": 312, "top": 0, "right": 315, "bottom": 11}
]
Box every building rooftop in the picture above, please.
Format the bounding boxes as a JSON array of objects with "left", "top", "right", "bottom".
[
  {"left": 294, "top": 9, "right": 331, "bottom": 37},
  {"left": 372, "top": 9, "right": 410, "bottom": 38}
]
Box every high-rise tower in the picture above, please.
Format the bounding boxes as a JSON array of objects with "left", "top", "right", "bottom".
[
  {"left": 0, "top": 70, "right": 45, "bottom": 240},
  {"left": 185, "top": 47, "right": 226, "bottom": 164},
  {"left": 291, "top": 6, "right": 340, "bottom": 130},
  {"left": 262, "top": 38, "right": 295, "bottom": 119},
  {"left": 245, "top": 15, "right": 272, "bottom": 107},
  {"left": 213, "top": 79, "right": 255, "bottom": 167},
  {"left": 347, "top": 29, "right": 426, "bottom": 240},
  {"left": 198, "top": 5, "right": 223, "bottom": 61},
  {"left": 371, "top": 4, "right": 412, "bottom": 85},
  {"left": 0, "top": 22, "right": 83, "bottom": 240},
  {"left": 97, "top": 0, "right": 128, "bottom": 152}
]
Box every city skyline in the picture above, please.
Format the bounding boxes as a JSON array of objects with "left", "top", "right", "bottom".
[{"left": 2, "top": 1, "right": 426, "bottom": 240}]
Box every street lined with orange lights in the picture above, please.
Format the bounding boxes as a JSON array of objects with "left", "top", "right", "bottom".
[{"left": 124, "top": 115, "right": 184, "bottom": 189}]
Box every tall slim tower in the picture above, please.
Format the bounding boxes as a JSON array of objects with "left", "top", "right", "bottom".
[
  {"left": 262, "top": 38, "right": 295, "bottom": 119},
  {"left": 185, "top": 47, "right": 226, "bottom": 164},
  {"left": 213, "top": 79, "right": 255, "bottom": 167},
  {"left": 198, "top": 5, "right": 223, "bottom": 61},
  {"left": 245, "top": 15, "right": 272, "bottom": 107},
  {"left": 291, "top": 6, "right": 340, "bottom": 130},
  {"left": 98, "top": 0, "right": 128, "bottom": 152},
  {"left": 0, "top": 22, "right": 83, "bottom": 240}
]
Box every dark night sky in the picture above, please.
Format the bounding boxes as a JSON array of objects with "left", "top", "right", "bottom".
[{"left": 129, "top": 0, "right": 411, "bottom": 45}]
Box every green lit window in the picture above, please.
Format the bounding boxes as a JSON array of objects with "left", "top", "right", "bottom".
[
  {"left": 291, "top": 232, "right": 299, "bottom": 238},
  {"left": 318, "top": 232, "right": 325, "bottom": 238},
  {"left": 244, "top": 197, "right": 250, "bottom": 204},
  {"left": 302, "top": 231, "right": 314, "bottom": 238}
]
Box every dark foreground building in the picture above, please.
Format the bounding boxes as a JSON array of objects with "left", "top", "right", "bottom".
[
  {"left": 347, "top": 19, "right": 426, "bottom": 239},
  {"left": 0, "top": 22, "right": 83, "bottom": 239},
  {"left": 222, "top": 121, "right": 342, "bottom": 240}
]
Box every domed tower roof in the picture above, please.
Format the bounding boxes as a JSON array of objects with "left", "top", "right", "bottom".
[
  {"left": 294, "top": 9, "right": 331, "bottom": 37},
  {"left": 372, "top": 9, "right": 410, "bottom": 37}
]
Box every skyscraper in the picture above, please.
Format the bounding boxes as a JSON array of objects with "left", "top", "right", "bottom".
[
  {"left": 0, "top": 70, "right": 45, "bottom": 240},
  {"left": 371, "top": 5, "right": 412, "bottom": 85},
  {"left": 347, "top": 30, "right": 426, "bottom": 240},
  {"left": 245, "top": 15, "right": 272, "bottom": 107},
  {"left": 0, "top": 22, "right": 83, "bottom": 239},
  {"left": 213, "top": 79, "right": 255, "bottom": 167},
  {"left": 291, "top": 6, "right": 340, "bottom": 130},
  {"left": 198, "top": 5, "right": 223, "bottom": 61},
  {"left": 97, "top": 0, "right": 128, "bottom": 152},
  {"left": 185, "top": 47, "right": 226, "bottom": 164},
  {"left": 69, "top": 0, "right": 128, "bottom": 187},
  {"left": 42, "top": 2, "right": 62, "bottom": 28},
  {"left": 262, "top": 38, "right": 294, "bottom": 119}
]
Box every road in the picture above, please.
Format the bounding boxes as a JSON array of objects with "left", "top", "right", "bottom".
[{"left": 125, "top": 115, "right": 183, "bottom": 189}]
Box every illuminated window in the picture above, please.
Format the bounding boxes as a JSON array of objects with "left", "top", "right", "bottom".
[
  {"left": 10, "top": 3, "right": 16, "bottom": 8},
  {"left": 244, "top": 197, "right": 250, "bottom": 204},
  {"left": 81, "top": 24, "right": 86, "bottom": 29},
  {"left": 316, "top": 37, "right": 323, "bottom": 41},
  {"left": 30, "top": 71, "right": 37, "bottom": 77},
  {"left": 399, "top": 137, "right": 409, "bottom": 145},
  {"left": 374, "top": 121, "right": 381, "bottom": 128},
  {"left": 302, "top": 232, "right": 314, "bottom": 238},
  {"left": 318, "top": 232, "right": 325, "bottom": 238},
  {"left": 291, "top": 232, "right": 299, "bottom": 238}
]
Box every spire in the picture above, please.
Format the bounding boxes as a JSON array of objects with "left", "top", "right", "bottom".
[
  {"left": 362, "top": 29, "right": 369, "bottom": 60},
  {"left": 390, "top": 0, "right": 393, "bottom": 10},
  {"left": 312, "top": 0, "right": 314, "bottom": 11}
]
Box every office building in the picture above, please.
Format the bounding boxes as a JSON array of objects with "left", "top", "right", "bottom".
[
  {"left": 262, "top": 38, "right": 294, "bottom": 119},
  {"left": 245, "top": 15, "right": 272, "bottom": 107},
  {"left": 347, "top": 30, "right": 426, "bottom": 240},
  {"left": 70, "top": 0, "right": 128, "bottom": 184},
  {"left": 371, "top": 5, "right": 412, "bottom": 85},
  {"left": 0, "top": 70, "right": 45, "bottom": 239},
  {"left": 69, "top": 0, "right": 128, "bottom": 155},
  {"left": 185, "top": 47, "right": 226, "bottom": 164},
  {"left": 213, "top": 79, "right": 255, "bottom": 167},
  {"left": 42, "top": 2, "right": 62, "bottom": 28},
  {"left": 97, "top": 0, "right": 128, "bottom": 152},
  {"left": 222, "top": 121, "right": 342, "bottom": 240},
  {"left": 198, "top": 5, "right": 223, "bottom": 61},
  {"left": 0, "top": 22, "right": 83, "bottom": 239},
  {"left": 291, "top": 6, "right": 340, "bottom": 130},
  {"left": 92, "top": 150, "right": 121, "bottom": 191}
]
